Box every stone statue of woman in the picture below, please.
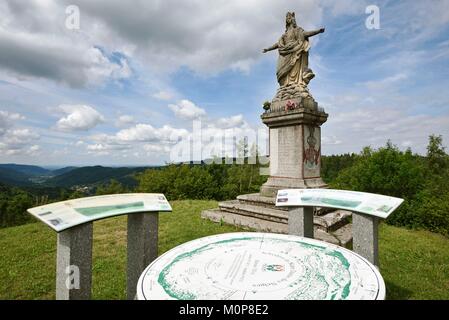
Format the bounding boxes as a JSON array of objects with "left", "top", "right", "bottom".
[{"left": 263, "top": 12, "right": 324, "bottom": 107}]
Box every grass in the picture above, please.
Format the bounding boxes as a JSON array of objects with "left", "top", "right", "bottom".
[{"left": 0, "top": 200, "right": 448, "bottom": 300}]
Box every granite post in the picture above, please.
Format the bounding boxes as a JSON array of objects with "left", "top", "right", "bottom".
[
  {"left": 352, "top": 213, "right": 379, "bottom": 267},
  {"left": 56, "top": 222, "right": 93, "bottom": 300},
  {"left": 288, "top": 206, "right": 314, "bottom": 238},
  {"left": 127, "top": 213, "right": 159, "bottom": 300}
]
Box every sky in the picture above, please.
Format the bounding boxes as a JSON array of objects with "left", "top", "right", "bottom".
[{"left": 0, "top": 0, "right": 449, "bottom": 166}]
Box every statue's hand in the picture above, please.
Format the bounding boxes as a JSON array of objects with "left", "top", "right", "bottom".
[
  {"left": 319, "top": 27, "right": 325, "bottom": 33},
  {"left": 262, "top": 48, "right": 268, "bottom": 53}
]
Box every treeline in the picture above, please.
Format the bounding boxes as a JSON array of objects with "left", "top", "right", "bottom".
[
  {"left": 1, "top": 135, "right": 448, "bottom": 236},
  {"left": 331, "top": 136, "right": 449, "bottom": 236},
  {"left": 136, "top": 160, "right": 268, "bottom": 201}
]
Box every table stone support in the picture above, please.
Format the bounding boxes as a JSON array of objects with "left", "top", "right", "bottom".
[
  {"left": 56, "top": 222, "right": 93, "bottom": 300},
  {"left": 288, "top": 206, "right": 314, "bottom": 238},
  {"left": 352, "top": 213, "right": 379, "bottom": 267},
  {"left": 127, "top": 212, "right": 159, "bottom": 300}
]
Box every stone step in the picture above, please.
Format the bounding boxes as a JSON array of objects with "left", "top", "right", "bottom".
[
  {"left": 237, "top": 193, "right": 276, "bottom": 206},
  {"left": 314, "top": 210, "right": 352, "bottom": 233},
  {"left": 236, "top": 193, "right": 337, "bottom": 216},
  {"left": 237, "top": 193, "right": 288, "bottom": 211},
  {"left": 331, "top": 223, "right": 353, "bottom": 249},
  {"left": 218, "top": 201, "right": 350, "bottom": 233},
  {"left": 201, "top": 209, "right": 351, "bottom": 247},
  {"left": 219, "top": 200, "right": 287, "bottom": 223}
]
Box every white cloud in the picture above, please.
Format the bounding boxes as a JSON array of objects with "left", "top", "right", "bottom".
[
  {"left": 0, "top": 0, "right": 132, "bottom": 87},
  {"left": 0, "top": 124, "right": 40, "bottom": 156},
  {"left": 0, "top": 110, "right": 40, "bottom": 156},
  {"left": 27, "top": 144, "right": 41, "bottom": 156},
  {"left": 0, "top": 0, "right": 330, "bottom": 77},
  {"left": 0, "top": 110, "right": 25, "bottom": 135},
  {"left": 86, "top": 142, "right": 131, "bottom": 156},
  {"left": 322, "top": 106, "right": 449, "bottom": 155},
  {"left": 115, "top": 114, "right": 135, "bottom": 127},
  {"left": 214, "top": 114, "right": 247, "bottom": 129},
  {"left": 168, "top": 100, "right": 206, "bottom": 120},
  {"left": 144, "top": 144, "right": 171, "bottom": 154},
  {"left": 56, "top": 104, "right": 105, "bottom": 132},
  {"left": 153, "top": 90, "right": 174, "bottom": 101},
  {"left": 364, "top": 73, "right": 408, "bottom": 91},
  {"left": 116, "top": 124, "right": 189, "bottom": 142},
  {"left": 85, "top": 123, "right": 189, "bottom": 156}
]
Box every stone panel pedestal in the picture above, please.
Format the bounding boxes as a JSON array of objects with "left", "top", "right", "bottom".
[{"left": 260, "top": 107, "right": 328, "bottom": 197}]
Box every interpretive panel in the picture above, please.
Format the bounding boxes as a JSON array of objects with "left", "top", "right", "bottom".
[
  {"left": 276, "top": 189, "right": 403, "bottom": 219},
  {"left": 28, "top": 193, "right": 171, "bottom": 232}
]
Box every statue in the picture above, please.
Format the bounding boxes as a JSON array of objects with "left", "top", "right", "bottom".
[{"left": 263, "top": 12, "right": 325, "bottom": 110}]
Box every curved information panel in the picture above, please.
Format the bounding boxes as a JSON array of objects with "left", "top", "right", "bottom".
[
  {"left": 137, "top": 232, "right": 385, "bottom": 300},
  {"left": 276, "top": 189, "right": 403, "bottom": 219},
  {"left": 27, "top": 193, "right": 172, "bottom": 232}
]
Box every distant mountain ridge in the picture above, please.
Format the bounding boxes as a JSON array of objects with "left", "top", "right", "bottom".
[
  {"left": 45, "top": 165, "right": 150, "bottom": 188},
  {"left": 0, "top": 164, "right": 151, "bottom": 188},
  {"left": 0, "top": 167, "right": 34, "bottom": 186},
  {"left": 51, "top": 166, "right": 78, "bottom": 176},
  {"left": 0, "top": 164, "right": 52, "bottom": 176}
]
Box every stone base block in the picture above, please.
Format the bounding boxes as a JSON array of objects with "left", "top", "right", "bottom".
[
  {"left": 202, "top": 193, "right": 353, "bottom": 248},
  {"left": 202, "top": 208, "right": 352, "bottom": 247},
  {"left": 260, "top": 176, "right": 328, "bottom": 198}
]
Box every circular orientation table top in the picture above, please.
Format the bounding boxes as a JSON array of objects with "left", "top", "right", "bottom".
[{"left": 137, "top": 232, "right": 385, "bottom": 300}]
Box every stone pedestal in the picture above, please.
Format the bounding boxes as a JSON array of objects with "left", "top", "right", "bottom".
[
  {"left": 200, "top": 92, "right": 352, "bottom": 248},
  {"left": 288, "top": 206, "right": 314, "bottom": 238},
  {"left": 352, "top": 213, "right": 379, "bottom": 267},
  {"left": 260, "top": 106, "right": 328, "bottom": 197},
  {"left": 56, "top": 223, "right": 93, "bottom": 300},
  {"left": 127, "top": 213, "right": 159, "bottom": 300}
]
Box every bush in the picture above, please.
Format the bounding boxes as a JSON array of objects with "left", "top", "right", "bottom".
[
  {"left": 332, "top": 139, "right": 449, "bottom": 236},
  {"left": 136, "top": 161, "right": 267, "bottom": 201},
  {"left": 0, "top": 185, "right": 35, "bottom": 228}
]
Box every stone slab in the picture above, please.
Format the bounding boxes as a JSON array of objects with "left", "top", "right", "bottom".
[
  {"left": 314, "top": 210, "right": 352, "bottom": 232},
  {"left": 218, "top": 200, "right": 350, "bottom": 233},
  {"left": 332, "top": 223, "right": 353, "bottom": 248},
  {"left": 56, "top": 222, "right": 93, "bottom": 300},
  {"left": 127, "top": 213, "right": 159, "bottom": 300},
  {"left": 288, "top": 206, "right": 314, "bottom": 238},
  {"left": 219, "top": 200, "right": 287, "bottom": 223},
  {"left": 202, "top": 209, "right": 348, "bottom": 247},
  {"left": 352, "top": 213, "right": 379, "bottom": 267},
  {"left": 261, "top": 107, "right": 328, "bottom": 128},
  {"left": 261, "top": 176, "right": 327, "bottom": 198}
]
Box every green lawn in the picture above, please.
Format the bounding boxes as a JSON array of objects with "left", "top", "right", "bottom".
[{"left": 0, "top": 200, "right": 448, "bottom": 300}]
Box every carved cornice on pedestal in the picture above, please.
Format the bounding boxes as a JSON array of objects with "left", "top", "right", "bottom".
[{"left": 261, "top": 107, "right": 328, "bottom": 128}]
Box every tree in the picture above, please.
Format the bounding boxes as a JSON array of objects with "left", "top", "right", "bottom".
[
  {"left": 427, "top": 134, "right": 447, "bottom": 173},
  {"left": 96, "top": 179, "right": 127, "bottom": 195}
]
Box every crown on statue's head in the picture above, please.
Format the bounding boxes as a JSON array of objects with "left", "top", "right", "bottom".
[{"left": 286, "top": 12, "right": 295, "bottom": 18}]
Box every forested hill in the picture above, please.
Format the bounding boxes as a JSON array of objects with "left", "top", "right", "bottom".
[
  {"left": 0, "top": 167, "right": 33, "bottom": 186},
  {"left": 45, "top": 166, "right": 150, "bottom": 188},
  {"left": 0, "top": 164, "right": 52, "bottom": 176},
  {"left": 0, "top": 164, "right": 154, "bottom": 189}
]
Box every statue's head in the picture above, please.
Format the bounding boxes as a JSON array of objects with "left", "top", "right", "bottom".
[{"left": 285, "top": 12, "right": 297, "bottom": 29}]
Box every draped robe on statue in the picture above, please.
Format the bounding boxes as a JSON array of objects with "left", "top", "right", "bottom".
[{"left": 276, "top": 27, "right": 312, "bottom": 88}]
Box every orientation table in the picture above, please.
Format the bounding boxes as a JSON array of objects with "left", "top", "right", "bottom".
[{"left": 137, "top": 232, "right": 385, "bottom": 300}]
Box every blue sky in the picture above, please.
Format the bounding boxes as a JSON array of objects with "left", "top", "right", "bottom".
[{"left": 0, "top": 0, "right": 448, "bottom": 166}]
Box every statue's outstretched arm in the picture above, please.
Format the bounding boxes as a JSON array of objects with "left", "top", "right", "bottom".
[
  {"left": 263, "top": 43, "right": 279, "bottom": 53},
  {"left": 304, "top": 28, "right": 325, "bottom": 38}
]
